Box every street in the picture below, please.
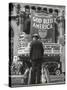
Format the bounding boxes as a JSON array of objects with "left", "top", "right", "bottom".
[{"left": 11, "top": 74, "right": 65, "bottom": 87}]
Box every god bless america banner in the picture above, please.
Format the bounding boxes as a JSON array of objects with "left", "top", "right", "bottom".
[{"left": 30, "top": 13, "right": 55, "bottom": 43}]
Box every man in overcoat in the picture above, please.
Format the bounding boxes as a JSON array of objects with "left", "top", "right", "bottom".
[{"left": 30, "top": 34, "right": 44, "bottom": 84}]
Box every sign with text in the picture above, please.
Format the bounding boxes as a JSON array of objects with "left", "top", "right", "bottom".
[
  {"left": 31, "top": 13, "right": 55, "bottom": 43},
  {"left": 43, "top": 43, "right": 61, "bottom": 54},
  {"left": 18, "top": 33, "right": 30, "bottom": 55}
]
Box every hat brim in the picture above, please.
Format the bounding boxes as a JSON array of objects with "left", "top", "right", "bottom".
[{"left": 32, "top": 35, "right": 39, "bottom": 39}]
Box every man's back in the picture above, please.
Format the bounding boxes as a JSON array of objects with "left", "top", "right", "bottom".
[{"left": 30, "top": 40, "right": 44, "bottom": 61}]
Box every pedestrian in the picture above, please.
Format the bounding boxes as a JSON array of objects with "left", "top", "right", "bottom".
[{"left": 30, "top": 34, "right": 44, "bottom": 84}]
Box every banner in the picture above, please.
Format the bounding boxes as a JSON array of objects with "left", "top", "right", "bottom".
[{"left": 31, "top": 13, "right": 55, "bottom": 43}]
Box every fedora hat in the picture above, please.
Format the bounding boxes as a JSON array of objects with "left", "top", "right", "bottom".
[{"left": 32, "top": 33, "right": 40, "bottom": 39}]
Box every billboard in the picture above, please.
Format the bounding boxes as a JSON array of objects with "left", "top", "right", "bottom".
[{"left": 30, "top": 13, "right": 55, "bottom": 43}]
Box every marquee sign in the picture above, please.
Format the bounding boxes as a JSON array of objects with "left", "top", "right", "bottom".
[{"left": 43, "top": 43, "right": 61, "bottom": 54}]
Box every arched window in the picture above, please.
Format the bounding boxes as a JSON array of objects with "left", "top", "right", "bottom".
[
  {"left": 42, "top": 7, "right": 47, "bottom": 13},
  {"left": 37, "top": 7, "right": 42, "bottom": 12},
  {"left": 49, "top": 8, "right": 53, "bottom": 14},
  {"left": 31, "top": 6, "right": 36, "bottom": 11},
  {"left": 54, "top": 9, "right": 59, "bottom": 16},
  {"left": 24, "top": 5, "right": 30, "bottom": 14}
]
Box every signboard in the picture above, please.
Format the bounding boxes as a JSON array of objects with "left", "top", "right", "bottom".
[
  {"left": 18, "top": 33, "right": 30, "bottom": 55},
  {"left": 31, "top": 13, "right": 55, "bottom": 43},
  {"left": 43, "top": 43, "right": 61, "bottom": 54}
]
